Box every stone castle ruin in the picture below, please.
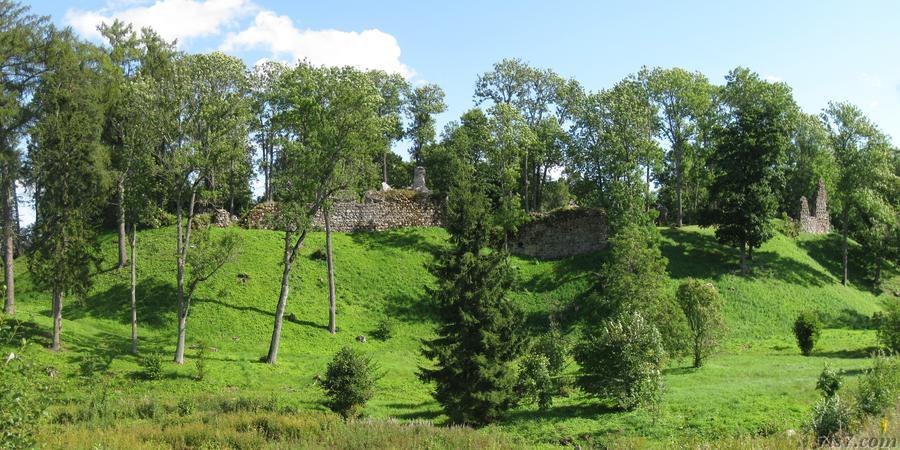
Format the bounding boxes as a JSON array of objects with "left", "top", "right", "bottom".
[{"left": 799, "top": 180, "right": 830, "bottom": 234}]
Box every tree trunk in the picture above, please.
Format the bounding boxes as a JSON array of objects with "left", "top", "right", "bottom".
[
  {"left": 130, "top": 224, "right": 138, "bottom": 354},
  {"left": 2, "top": 160, "right": 14, "bottom": 315},
  {"left": 51, "top": 287, "right": 62, "bottom": 352},
  {"left": 383, "top": 151, "right": 388, "bottom": 185},
  {"left": 174, "top": 190, "right": 196, "bottom": 364},
  {"left": 325, "top": 208, "right": 336, "bottom": 335},
  {"left": 841, "top": 205, "right": 849, "bottom": 286},
  {"left": 117, "top": 178, "right": 127, "bottom": 270},
  {"left": 675, "top": 140, "right": 684, "bottom": 227},
  {"left": 267, "top": 231, "right": 294, "bottom": 364},
  {"left": 693, "top": 339, "right": 702, "bottom": 368},
  {"left": 739, "top": 241, "right": 749, "bottom": 275}
]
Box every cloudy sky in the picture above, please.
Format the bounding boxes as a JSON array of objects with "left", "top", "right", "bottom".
[{"left": 19, "top": 0, "right": 900, "bottom": 225}]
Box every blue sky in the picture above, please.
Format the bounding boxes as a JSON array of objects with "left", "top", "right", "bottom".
[{"left": 18, "top": 0, "right": 900, "bottom": 224}]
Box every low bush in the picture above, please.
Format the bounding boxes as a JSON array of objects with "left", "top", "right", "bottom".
[
  {"left": 371, "top": 318, "right": 396, "bottom": 341},
  {"left": 810, "top": 394, "right": 852, "bottom": 444},
  {"left": 875, "top": 299, "right": 900, "bottom": 352},
  {"left": 793, "top": 311, "right": 821, "bottom": 356},
  {"left": 321, "top": 346, "right": 381, "bottom": 418},
  {"left": 139, "top": 352, "right": 164, "bottom": 380},
  {"left": 816, "top": 365, "right": 842, "bottom": 398},
  {"left": 855, "top": 352, "right": 900, "bottom": 417},
  {"left": 516, "top": 353, "right": 554, "bottom": 410}
]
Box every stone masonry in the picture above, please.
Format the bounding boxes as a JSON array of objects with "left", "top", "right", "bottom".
[
  {"left": 799, "top": 180, "right": 831, "bottom": 234},
  {"left": 511, "top": 208, "right": 609, "bottom": 260}
]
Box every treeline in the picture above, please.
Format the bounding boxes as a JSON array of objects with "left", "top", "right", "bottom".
[{"left": 0, "top": 1, "right": 897, "bottom": 373}]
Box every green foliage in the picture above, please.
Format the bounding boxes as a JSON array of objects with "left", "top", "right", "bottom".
[
  {"left": 854, "top": 352, "right": 900, "bottom": 417},
  {"left": 575, "top": 312, "right": 665, "bottom": 410},
  {"left": 595, "top": 224, "right": 668, "bottom": 320},
  {"left": 321, "top": 346, "right": 380, "bottom": 419},
  {"left": 405, "top": 84, "right": 446, "bottom": 164},
  {"left": 371, "top": 317, "right": 396, "bottom": 341},
  {"left": 793, "top": 311, "right": 822, "bottom": 356},
  {"left": 816, "top": 365, "right": 842, "bottom": 398},
  {"left": 195, "top": 341, "right": 208, "bottom": 382},
  {"left": 676, "top": 278, "right": 725, "bottom": 367},
  {"left": 516, "top": 353, "right": 554, "bottom": 410},
  {"left": 876, "top": 299, "right": 900, "bottom": 352},
  {"left": 532, "top": 326, "right": 569, "bottom": 378},
  {"left": 140, "top": 352, "right": 164, "bottom": 380},
  {"left": 809, "top": 394, "right": 852, "bottom": 444},
  {"left": 79, "top": 355, "right": 111, "bottom": 379},
  {"left": 775, "top": 212, "right": 800, "bottom": 239}
]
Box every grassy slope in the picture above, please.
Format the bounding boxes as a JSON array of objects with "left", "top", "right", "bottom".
[{"left": 6, "top": 225, "right": 895, "bottom": 447}]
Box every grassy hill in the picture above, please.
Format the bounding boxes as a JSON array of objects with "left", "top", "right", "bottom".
[{"left": 3, "top": 224, "right": 895, "bottom": 448}]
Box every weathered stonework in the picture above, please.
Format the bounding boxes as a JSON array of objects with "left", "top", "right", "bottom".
[
  {"left": 242, "top": 190, "right": 444, "bottom": 232},
  {"left": 799, "top": 180, "right": 831, "bottom": 234},
  {"left": 511, "top": 208, "right": 609, "bottom": 260}
]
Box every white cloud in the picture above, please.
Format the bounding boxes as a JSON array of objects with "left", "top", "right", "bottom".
[
  {"left": 65, "top": 0, "right": 256, "bottom": 44},
  {"left": 221, "top": 10, "right": 414, "bottom": 78},
  {"left": 764, "top": 74, "right": 782, "bottom": 83},
  {"left": 859, "top": 73, "right": 884, "bottom": 89}
]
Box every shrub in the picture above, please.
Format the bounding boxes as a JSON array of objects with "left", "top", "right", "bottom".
[
  {"left": 876, "top": 299, "right": 900, "bottom": 352},
  {"left": 79, "top": 354, "right": 111, "bottom": 379},
  {"left": 854, "top": 352, "right": 900, "bottom": 417},
  {"left": 532, "top": 326, "right": 568, "bottom": 377},
  {"left": 776, "top": 212, "right": 799, "bottom": 238},
  {"left": 177, "top": 398, "right": 196, "bottom": 417},
  {"left": 195, "top": 342, "right": 208, "bottom": 381},
  {"left": 371, "top": 318, "right": 396, "bottom": 341},
  {"left": 516, "top": 353, "right": 554, "bottom": 410},
  {"left": 810, "top": 394, "right": 852, "bottom": 444},
  {"left": 793, "top": 311, "right": 821, "bottom": 356},
  {"left": 1, "top": 350, "right": 49, "bottom": 448},
  {"left": 816, "top": 365, "right": 842, "bottom": 398},
  {"left": 676, "top": 278, "right": 725, "bottom": 368},
  {"left": 140, "top": 352, "right": 164, "bottom": 380},
  {"left": 321, "top": 347, "right": 380, "bottom": 418},
  {"left": 574, "top": 312, "right": 665, "bottom": 410}
]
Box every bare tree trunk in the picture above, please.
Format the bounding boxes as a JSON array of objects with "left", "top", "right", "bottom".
[
  {"left": 675, "top": 140, "right": 684, "bottom": 227},
  {"left": 174, "top": 190, "right": 197, "bottom": 364},
  {"left": 117, "top": 178, "right": 127, "bottom": 270},
  {"left": 130, "top": 224, "right": 138, "bottom": 354},
  {"left": 739, "top": 241, "right": 749, "bottom": 275},
  {"left": 383, "top": 151, "right": 388, "bottom": 185},
  {"left": 841, "top": 205, "right": 849, "bottom": 286},
  {"left": 693, "top": 338, "right": 702, "bottom": 368},
  {"left": 267, "top": 231, "right": 294, "bottom": 364},
  {"left": 325, "top": 208, "right": 336, "bottom": 335},
  {"left": 51, "top": 287, "right": 62, "bottom": 351},
  {"left": 2, "top": 161, "right": 14, "bottom": 315}
]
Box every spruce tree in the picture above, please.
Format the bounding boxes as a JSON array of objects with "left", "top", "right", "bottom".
[{"left": 418, "top": 169, "right": 525, "bottom": 426}]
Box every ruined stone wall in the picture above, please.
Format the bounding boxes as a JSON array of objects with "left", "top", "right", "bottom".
[
  {"left": 242, "top": 190, "right": 443, "bottom": 232},
  {"left": 511, "top": 208, "right": 608, "bottom": 260},
  {"left": 799, "top": 180, "right": 831, "bottom": 234}
]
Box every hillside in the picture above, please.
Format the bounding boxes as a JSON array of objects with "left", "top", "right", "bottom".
[{"left": 5, "top": 225, "right": 894, "bottom": 448}]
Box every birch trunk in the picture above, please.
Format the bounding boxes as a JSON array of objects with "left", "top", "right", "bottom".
[
  {"left": 267, "top": 231, "right": 294, "bottom": 364},
  {"left": 117, "top": 179, "right": 127, "bottom": 270},
  {"left": 51, "top": 287, "right": 63, "bottom": 351},
  {"left": 2, "top": 160, "right": 14, "bottom": 315},
  {"left": 325, "top": 209, "right": 336, "bottom": 334},
  {"left": 130, "top": 225, "right": 138, "bottom": 354}
]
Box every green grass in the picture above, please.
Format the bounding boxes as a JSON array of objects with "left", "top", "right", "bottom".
[{"left": 2, "top": 225, "right": 896, "bottom": 448}]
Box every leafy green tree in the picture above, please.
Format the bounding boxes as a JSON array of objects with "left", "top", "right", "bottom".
[
  {"left": 594, "top": 224, "right": 668, "bottom": 321},
  {"left": 486, "top": 103, "right": 533, "bottom": 246},
  {"left": 781, "top": 113, "right": 836, "bottom": 217},
  {"left": 153, "top": 52, "right": 249, "bottom": 364},
  {"left": 643, "top": 67, "right": 713, "bottom": 226},
  {"left": 0, "top": 0, "right": 51, "bottom": 315},
  {"left": 366, "top": 70, "right": 409, "bottom": 186},
  {"left": 321, "top": 346, "right": 381, "bottom": 418},
  {"left": 702, "top": 68, "right": 797, "bottom": 274},
  {"left": 249, "top": 60, "right": 288, "bottom": 202},
  {"left": 419, "top": 169, "right": 525, "bottom": 426},
  {"left": 793, "top": 311, "right": 821, "bottom": 356},
  {"left": 405, "top": 83, "right": 445, "bottom": 165},
  {"left": 425, "top": 108, "right": 492, "bottom": 195},
  {"left": 265, "top": 64, "right": 382, "bottom": 364},
  {"left": 27, "top": 30, "right": 110, "bottom": 351},
  {"left": 850, "top": 187, "right": 898, "bottom": 286},
  {"left": 676, "top": 278, "right": 725, "bottom": 368},
  {"left": 876, "top": 299, "right": 900, "bottom": 352},
  {"left": 822, "top": 102, "right": 895, "bottom": 285},
  {"left": 575, "top": 311, "right": 665, "bottom": 410}
]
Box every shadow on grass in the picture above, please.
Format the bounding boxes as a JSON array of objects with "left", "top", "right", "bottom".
[
  {"left": 503, "top": 400, "right": 619, "bottom": 423},
  {"left": 385, "top": 401, "right": 443, "bottom": 421},
  {"left": 382, "top": 291, "right": 435, "bottom": 323},
  {"left": 796, "top": 234, "right": 876, "bottom": 293},
  {"left": 815, "top": 346, "right": 881, "bottom": 359},
  {"left": 65, "top": 278, "right": 176, "bottom": 329},
  {"left": 348, "top": 228, "right": 447, "bottom": 258}
]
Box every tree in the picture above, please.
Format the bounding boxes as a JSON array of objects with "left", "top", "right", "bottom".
[
  {"left": 321, "top": 346, "right": 381, "bottom": 418},
  {"left": 0, "top": 1, "right": 51, "bottom": 315},
  {"left": 822, "top": 102, "right": 894, "bottom": 285},
  {"left": 643, "top": 67, "right": 713, "bottom": 226},
  {"left": 264, "top": 64, "right": 382, "bottom": 365},
  {"left": 324, "top": 202, "right": 337, "bottom": 334},
  {"left": 249, "top": 60, "right": 288, "bottom": 202},
  {"left": 781, "top": 113, "right": 836, "bottom": 217},
  {"left": 486, "top": 103, "right": 533, "bottom": 247},
  {"left": 405, "top": 83, "right": 445, "bottom": 165},
  {"left": 154, "top": 52, "right": 249, "bottom": 364},
  {"left": 676, "top": 278, "right": 725, "bottom": 368},
  {"left": 27, "top": 30, "right": 109, "bottom": 351},
  {"left": 418, "top": 169, "right": 525, "bottom": 426},
  {"left": 574, "top": 311, "right": 665, "bottom": 410},
  {"left": 701, "top": 68, "right": 796, "bottom": 274},
  {"left": 594, "top": 224, "right": 668, "bottom": 321},
  {"left": 366, "top": 70, "right": 408, "bottom": 186}
]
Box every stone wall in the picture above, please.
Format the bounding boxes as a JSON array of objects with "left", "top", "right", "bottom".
[
  {"left": 511, "top": 208, "right": 608, "bottom": 260},
  {"left": 799, "top": 180, "right": 831, "bottom": 234},
  {"left": 242, "top": 190, "right": 443, "bottom": 232}
]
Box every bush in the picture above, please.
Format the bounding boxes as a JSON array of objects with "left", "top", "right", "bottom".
[
  {"left": 532, "top": 326, "right": 568, "bottom": 377},
  {"left": 793, "top": 311, "right": 821, "bottom": 356},
  {"left": 371, "top": 318, "right": 396, "bottom": 341},
  {"left": 516, "top": 353, "right": 554, "bottom": 410},
  {"left": 140, "top": 352, "right": 164, "bottom": 380},
  {"left": 574, "top": 312, "right": 665, "bottom": 410},
  {"left": 195, "top": 342, "right": 208, "bottom": 381},
  {"left": 876, "top": 299, "right": 900, "bottom": 352},
  {"left": 854, "top": 351, "right": 900, "bottom": 417},
  {"left": 776, "top": 212, "right": 799, "bottom": 238},
  {"left": 321, "top": 347, "right": 380, "bottom": 418},
  {"left": 79, "top": 354, "right": 111, "bottom": 379},
  {"left": 676, "top": 278, "right": 725, "bottom": 368},
  {"left": 816, "top": 365, "right": 843, "bottom": 398},
  {"left": 810, "top": 394, "right": 853, "bottom": 444},
  {"left": 1, "top": 345, "right": 50, "bottom": 449}
]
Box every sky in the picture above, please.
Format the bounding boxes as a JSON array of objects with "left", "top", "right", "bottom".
[{"left": 18, "top": 0, "right": 900, "bottom": 225}]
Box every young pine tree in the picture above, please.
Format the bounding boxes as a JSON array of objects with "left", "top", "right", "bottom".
[{"left": 418, "top": 171, "right": 526, "bottom": 427}]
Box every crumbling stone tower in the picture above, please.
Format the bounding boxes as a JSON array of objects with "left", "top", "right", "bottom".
[{"left": 799, "top": 180, "right": 830, "bottom": 234}]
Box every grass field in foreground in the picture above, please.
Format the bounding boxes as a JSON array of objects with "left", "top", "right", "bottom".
[{"left": 3, "top": 224, "right": 896, "bottom": 447}]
